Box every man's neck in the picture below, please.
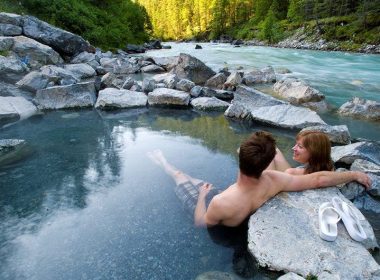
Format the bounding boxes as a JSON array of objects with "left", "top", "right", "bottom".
[{"left": 236, "top": 171, "right": 260, "bottom": 188}]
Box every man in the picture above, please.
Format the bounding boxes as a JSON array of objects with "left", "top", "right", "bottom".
[
  {"left": 148, "top": 131, "right": 371, "bottom": 228},
  {"left": 194, "top": 131, "right": 370, "bottom": 227}
]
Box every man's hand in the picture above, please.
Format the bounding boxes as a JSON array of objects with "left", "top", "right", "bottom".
[
  {"left": 354, "top": 171, "right": 371, "bottom": 190},
  {"left": 199, "top": 183, "right": 212, "bottom": 199}
]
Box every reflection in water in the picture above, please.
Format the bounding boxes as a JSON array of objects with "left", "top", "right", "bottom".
[{"left": 0, "top": 109, "right": 377, "bottom": 279}]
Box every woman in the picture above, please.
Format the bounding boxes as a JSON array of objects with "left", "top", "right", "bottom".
[{"left": 268, "top": 130, "right": 334, "bottom": 175}]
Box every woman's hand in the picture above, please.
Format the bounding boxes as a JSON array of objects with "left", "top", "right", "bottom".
[{"left": 354, "top": 171, "right": 371, "bottom": 190}]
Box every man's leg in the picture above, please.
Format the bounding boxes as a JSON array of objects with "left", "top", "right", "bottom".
[{"left": 147, "top": 149, "right": 203, "bottom": 186}]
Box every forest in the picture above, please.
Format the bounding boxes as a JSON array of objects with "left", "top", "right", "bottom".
[
  {"left": 1, "top": 0, "right": 379, "bottom": 50},
  {"left": 137, "top": 0, "right": 380, "bottom": 44}
]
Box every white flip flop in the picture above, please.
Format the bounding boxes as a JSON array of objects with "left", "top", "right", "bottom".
[
  {"left": 331, "top": 196, "right": 367, "bottom": 242},
  {"left": 319, "top": 202, "right": 341, "bottom": 241}
]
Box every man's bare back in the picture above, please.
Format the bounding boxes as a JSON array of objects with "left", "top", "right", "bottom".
[{"left": 195, "top": 168, "right": 370, "bottom": 227}]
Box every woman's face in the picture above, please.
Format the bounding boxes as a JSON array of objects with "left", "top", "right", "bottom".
[{"left": 292, "top": 138, "right": 311, "bottom": 164}]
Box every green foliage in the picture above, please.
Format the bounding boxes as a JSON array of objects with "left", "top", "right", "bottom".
[
  {"left": 1, "top": 0, "right": 150, "bottom": 50},
  {"left": 258, "top": 7, "right": 284, "bottom": 43},
  {"left": 305, "top": 274, "right": 318, "bottom": 280}
]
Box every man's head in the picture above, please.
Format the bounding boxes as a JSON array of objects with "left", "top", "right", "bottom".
[{"left": 239, "top": 131, "right": 276, "bottom": 178}]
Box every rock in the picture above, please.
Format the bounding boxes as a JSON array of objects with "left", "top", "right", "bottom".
[
  {"left": 190, "top": 85, "right": 203, "bottom": 98},
  {"left": 142, "top": 78, "right": 156, "bottom": 93},
  {"left": 152, "top": 56, "right": 179, "bottom": 71},
  {"left": 0, "top": 37, "right": 14, "bottom": 51},
  {"left": 0, "top": 12, "right": 23, "bottom": 26},
  {"left": 0, "top": 23, "right": 22, "bottom": 36},
  {"left": 34, "top": 82, "right": 96, "bottom": 110},
  {"left": 278, "top": 272, "right": 305, "bottom": 280},
  {"left": 0, "top": 139, "right": 28, "bottom": 167},
  {"left": 205, "top": 73, "right": 227, "bottom": 89},
  {"left": 95, "top": 88, "right": 147, "bottom": 110},
  {"left": 243, "top": 66, "right": 276, "bottom": 85},
  {"left": 214, "top": 89, "right": 234, "bottom": 101},
  {"left": 354, "top": 193, "right": 380, "bottom": 214},
  {"left": 0, "top": 96, "right": 37, "bottom": 126},
  {"left": 195, "top": 44, "right": 202, "bottom": 49},
  {"left": 331, "top": 141, "right": 380, "bottom": 166},
  {"left": 225, "top": 86, "right": 326, "bottom": 129},
  {"left": 16, "top": 71, "right": 54, "bottom": 92},
  {"left": 141, "top": 64, "right": 165, "bottom": 73},
  {"left": 121, "top": 77, "right": 135, "bottom": 90},
  {"left": 176, "top": 79, "right": 195, "bottom": 92},
  {"left": 170, "top": 53, "right": 215, "bottom": 85},
  {"left": 22, "top": 15, "right": 92, "bottom": 56},
  {"left": 300, "top": 125, "right": 351, "bottom": 145},
  {"left": 276, "top": 67, "right": 292, "bottom": 74},
  {"left": 71, "top": 51, "right": 99, "bottom": 67},
  {"left": 301, "top": 99, "right": 329, "bottom": 112},
  {"left": 148, "top": 88, "right": 190, "bottom": 107},
  {"left": 0, "top": 81, "right": 32, "bottom": 98},
  {"left": 0, "top": 55, "right": 29, "bottom": 82},
  {"left": 100, "top": 57, "right": 140, "bottom": 74},
  {"left": 338, "top": 97, "right": 380, "bottom": 121},
  {"left": 12, "top": 36, "right": 64, "bottom": 69},
  {"left": 40, "top": 65, "right": 78, "bottom": 86},
  {"left": 152, "top": 73, "right": 178, "bottom": 89},
  {"left": 273, "top": 78, "right": 325, "bottom": 105},
  {"left": 248, "top": 189, "right": 379, "bottom": 279},
  {"left": 224, "top": 71, "right": 242, "bottom": 90},
  {"left": 190, "top": 97, "right": 230, "bottom": 111},
  {"left": 125, "top": 44, "right": 145, "bottom": 54},
  {"left": 348, "top": 159, "right": 380, "bottom": 198},
  {"left": 64, "top": 63, "right": 96, "bottom": 80}
]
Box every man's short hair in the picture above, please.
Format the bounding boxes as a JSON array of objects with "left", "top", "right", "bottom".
[{"left": 239, "top": 131, "right": 276, "bottom": 178}]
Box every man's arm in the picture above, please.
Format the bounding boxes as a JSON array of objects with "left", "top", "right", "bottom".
[
  {"left": 194, "top": 183, "right": 221, "bottom": 227},
  {"left": 274, "top": 170, "right": 371, "bottom": 192}
]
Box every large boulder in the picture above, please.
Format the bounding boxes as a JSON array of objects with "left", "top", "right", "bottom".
[
  {"left": 225, "top": 86, "right": 326, "bottom": 129},
  {"left": 0, "top": 55, "right": 29, "bottom": 82},
  {"left": 190, "top": 97, "right": 230, "bottom": 111},
  {"left": 12, "top": 36, "right": 64, "bottom": 68},
  {"left": 273, "top": 78, "right": 325, "bottom": 105},
  {"left": 141, "top": 64, "right": 165, "bottom": 73},
  {"left": 0, "top": 96, "right": 37, "bottom": 126},
  {"left": 170, "top": 53, "right": 215, "bottom": 85},
  {"left": 40, "top": 65, "right": 79, "bottom": 86},
  {"left": 95, "top": 88, "right": 147, "bottom": 110},
  {"left": 248, "top": 188, "right": 379, "bottom": 279},
  {"left": 300, "top": 125, "right": 351, "bottom": 145},
  {"left": 338, "top": 97, "right": 380, "bottom": 121},
  {"left": 70, "top": 51, "right": 100, "bottom": 70},
  {"left": 22, "top": 15, "right": 92, "bottom": 56},
  {"left": 176, "top": 79, "right": 195, "bottom": 92},
  {"left": 0, "top": 37, "right": 14, "bottom": 51},
  {"left": 243, "top": 66, "right": 276, "bottom": 85},
  {"left": 148, "top": 88, "right": 190, "bottom": 107},
  {"left": 331, "top": 141, "right": 380, "bottom": 166},
  {"left": 34, "top": 82, "right": 96, "bottom": 110},
  {"left": 224, "top": 71, "right": 242, "bottom": 90}
]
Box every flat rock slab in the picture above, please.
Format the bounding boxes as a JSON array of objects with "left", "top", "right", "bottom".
[
  {"left": 95, "top": 88, "right": 147, "bottom": 110},
  {"left": 225, "top": 86, "right": 326, "bottom": 129},
  {"left": 148, "top": 88, "right": 190, "bottom": 107},
  {"left": 0, "top": 96, "right": 37, "bottom": 126},
  {"left": 34, "top": 82, "right": 96, "bottom": 110},
  {"left": 190, "top": 97, "right": 229, "bottom": 111},
  {"left": 331, "top": 141, "right": 380, "bottom": 166},
  {"left": 248, "top": 188, "right": 379, "bottom": 279}
]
